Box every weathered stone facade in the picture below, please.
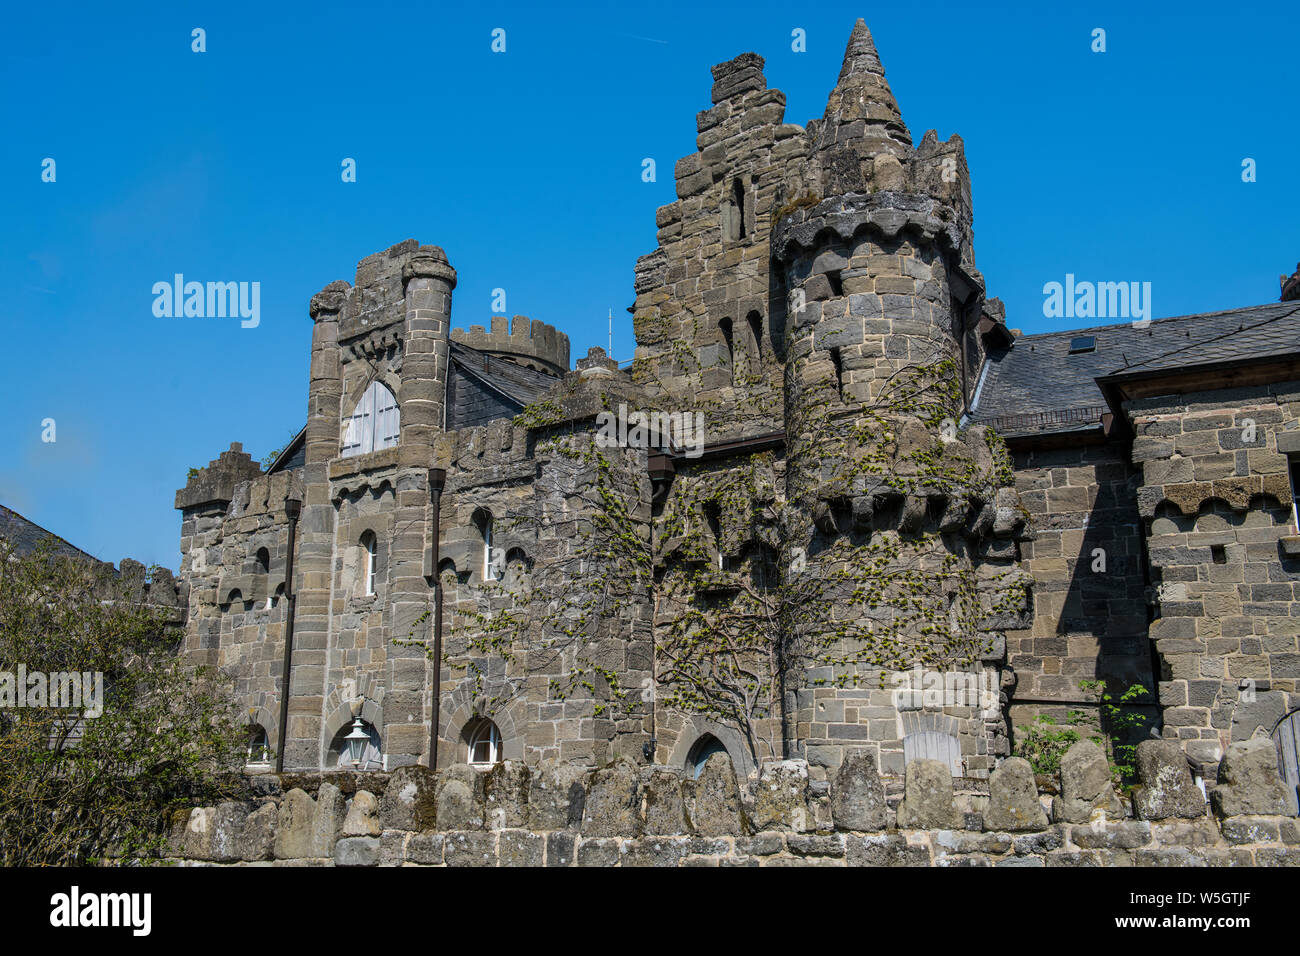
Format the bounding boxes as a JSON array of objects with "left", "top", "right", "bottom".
[{"left": 174, "top": 21, "right": 1300, "bottom": 841}]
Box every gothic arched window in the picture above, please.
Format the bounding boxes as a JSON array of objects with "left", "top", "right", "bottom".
[
  {"left": 342, "top": 381, "right": 400, "bottom": 457},
  {"left": 466, "top": 718, "right": 502, "bottom": 768}
]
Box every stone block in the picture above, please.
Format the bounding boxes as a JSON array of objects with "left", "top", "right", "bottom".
[
  {"left": 581, "top": 760, "right": 641, "bottom": 837},
  {"left": 846, "top": 833, "right": 930, "bottom": 867},
  {"left": 239, "top": 801, "right": 278, "bottom": 862},
  {"left": 576, "top": 837, "right": 623, "bottom": 867},
  {"left": 443, "top": 830, "right": 498, "bottom": 867},
  {"left": 1133, "top": 740, "right": 1206, "bottom": 820},
  {"left": 691, "top": 752, "right": 747, "bottom": 836},
  {"left": 273, "top": 788, "right": 316, "bottom": 859},
  {"left": 1051, "top": 740, "right": 1124, "bottom": 824},
  {"left": 1210, "top": 738, "right": 1299, "bottom": 818},
  {"left": 643, "top": 766, "right": 688, "bottom": 835},
  {"left": 895, "top": 759, "right": 962, "bottom": 829},
  {"left": 379, "top": 764, "right": 438, "bottom": 831},
  {"left": 484, "top": 761, "right": 530, "bottom": 830},
  {"left": 182, "top": 807, "right": 216, "bottom": 861},
  {"left": 498, "top": 829, "right": 545, "bottom": 866},
  {"left": 752, "top": 760, "right": 811, "bottom": 831},
  {"left": 406, "top": 831, "right": 444, "bottom": 865},
  {"left": 527, "top": 759, "right": 588, "bottom": 830},
  {"left": 829, "top": 749, "right": 891, "bottom": 831},
  {"left": 334, "top": 836, "right": 381, "bottom": 866},
  {"left": 436, "top": 765, "right": 485, "bottom": 831},
  {"left": 210, "top": 802, "right": 249, "bottom": 862},
  {"left": 312, "top": 782, "right": 346, "bottom": 856},
  {"left": 985, "top": 757, "right": 1048, "bottom": 831}
]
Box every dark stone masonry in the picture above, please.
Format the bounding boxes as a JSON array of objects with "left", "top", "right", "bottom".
[{"left": 170, "top": 21, "right": 1300, "bottom": 864}]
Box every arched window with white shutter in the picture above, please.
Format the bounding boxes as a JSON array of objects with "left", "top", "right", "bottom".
[{"left": 341, "top": 381, "right": 400, "bottom": 458}]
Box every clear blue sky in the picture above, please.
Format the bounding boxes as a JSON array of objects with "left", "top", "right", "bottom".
[{"left": 2, "top": 0, "right": 1296, "bottom": 569}]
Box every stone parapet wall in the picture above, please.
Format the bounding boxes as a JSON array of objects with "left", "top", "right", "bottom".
[
  {"left": 451, "top": 315, "right": 570, "bottom": 376},
  {"left": 162, "top": 740, "right": 1298, "bottom": 867}
]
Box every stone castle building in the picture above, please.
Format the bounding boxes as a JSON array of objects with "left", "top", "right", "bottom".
[{"left": 174, "top": 21, "right": 1300, "bottom": 802}]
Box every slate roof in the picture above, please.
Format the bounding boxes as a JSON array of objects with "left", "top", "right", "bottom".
[
  {"left": 448, "top": 341, "right": 560, "bottom": 408},
  {"left": 0, "top": 504, "right": 100, "bottom": 562},
  {"left": 265, "top": 428, "right": 306, "bottom": 474},
  {"left": 970, "top": 301, "right": 1300, "bottom": 437}
]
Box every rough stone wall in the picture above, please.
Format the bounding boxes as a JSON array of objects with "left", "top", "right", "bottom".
[
  {"left": 432, "top": 414, "right": 656, "bottom": 768},
  {"left": 176, "top": 443, "right": 296, "bottom": 740},
  {"left": 159, "top": 742, "right": 1298, "bottom": 867},
  {"left": 1127, "top": 383, "right": 1300, "bottom": 773},
  {"left": 629, "top": 51, "right": 798, "bottom": 440},
  {"left": 650, "top": 451, "right": 788, "bottom": 777},
  {"left": 1006, "top": 441, "right": 1153, "bottom": 735}
]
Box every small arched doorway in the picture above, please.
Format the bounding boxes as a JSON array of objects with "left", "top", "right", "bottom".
[{"left": 686, "top": 734, "right": 729, "bottom": 779}]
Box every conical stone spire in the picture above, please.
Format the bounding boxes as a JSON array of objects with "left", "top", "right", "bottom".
[
  {"left": 838, "top": 17, "right": 886, "bottom": 81},
  {"left": 818, "top": 19, "right": 912, "bottom": 163}
]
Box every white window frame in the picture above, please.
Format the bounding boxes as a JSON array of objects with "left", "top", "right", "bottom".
[
  {"left": 361, "top": 532, "right": 377, "bottom": 596},
  {"left": 467, "top": 720, "right": 501, "bottom": 768},
  {"left": 342, "top": 381, "right": 400, "bottom": 457},
  {"left": 1290, "top": 456, "right": 1300, "bottom": 533},
  {"left": 246, "top": 726, "right": 271, "bottom": 767},
  {"left": 483, "top": 517, "right": 499, "bottom": 582}
]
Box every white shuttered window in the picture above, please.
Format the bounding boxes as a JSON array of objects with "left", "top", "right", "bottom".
[{"left": 342, "top": 381, "right": 400, "bottom": 457}]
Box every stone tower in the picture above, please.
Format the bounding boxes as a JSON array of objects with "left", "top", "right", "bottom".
[{"left": 766, "top": 21, "right": 1031, "bottom": 774}]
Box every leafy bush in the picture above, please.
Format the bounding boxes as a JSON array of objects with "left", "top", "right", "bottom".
[
  {"left": 1080, "top": 678, "right": 1152, "bottom": 786},
  {"left": 0, "top": 541, "right": 247, "bottom": 865},
  {"left": 1014, "top": 712, "right": 1090, "bottom": 777}
]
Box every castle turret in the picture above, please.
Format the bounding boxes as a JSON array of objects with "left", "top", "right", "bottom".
[{"left": 770, "top": 21, "right": 1031, "bottom": 775}]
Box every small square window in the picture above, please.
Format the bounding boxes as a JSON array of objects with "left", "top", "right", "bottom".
[
  {"left": 1211, "top": 545, "right": 1227, "bottom": 564},
  {"left": 1068, "top": 336, "right": 1096, "bottom": 354}
]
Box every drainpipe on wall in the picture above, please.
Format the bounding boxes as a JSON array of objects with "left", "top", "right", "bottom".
[
  {"left": 275, "top": 493, "right": 302, "bottom": 773},
  {"left": 427, "top": 467, "right": 447, "bottom": 772}
]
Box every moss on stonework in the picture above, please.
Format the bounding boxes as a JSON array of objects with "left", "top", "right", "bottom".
[
  {"left": 771, "top": 193, "right": 822, "bottom": 228},
  {"left": 513, "top": 399, "right": 565, "bottom": 431}
]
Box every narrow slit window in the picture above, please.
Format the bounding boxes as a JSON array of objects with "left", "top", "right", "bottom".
[
  {"left": 829, "top": 347, "right": 844, "bottom": 401},
  {"left": 731, "top": 178, "right": 746, "bottom": 239},
  {"left": 722, "top": 178, "right": 746, "bottom": 242},
  {"left": 746, "top": 311, "right": 763, "bottom": 367},
  {"left": 704, "top": 503, "right": 723, "bottom": 569},
  {"left": 719, "top": 318, "right": 735, "bottom": 384},
  {"left": 360, "top": 531, "right": 377, "bottom": 596}
]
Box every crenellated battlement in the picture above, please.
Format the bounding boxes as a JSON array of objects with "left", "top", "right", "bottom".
[{"left": 451, "top": 314, "right": 570, "bottom": 375}]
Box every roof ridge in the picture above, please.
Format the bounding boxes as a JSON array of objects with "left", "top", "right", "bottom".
[{"left": 1011, "top": 300, "right": 1295, "bottom": 344}]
